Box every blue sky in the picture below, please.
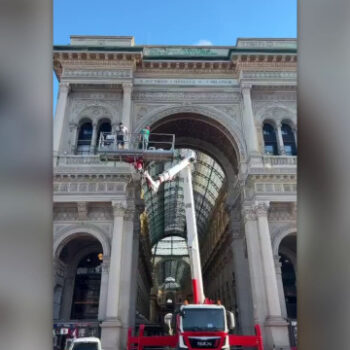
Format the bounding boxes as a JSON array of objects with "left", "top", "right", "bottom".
[{"left": 53, "top": 0, "right": 296, "bottom": 111}]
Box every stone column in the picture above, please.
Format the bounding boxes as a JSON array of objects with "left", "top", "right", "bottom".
[
  {"left": 255, "top": 202, "right": 289, "bottom": 348},
  {"left": 98, "top": 257, "right": 110, "bottom": 321},
  {"left": 54, "top": 82, "right": 70, "bottom": 154},
  {"left": 118, "top": 206, "right": 136, "bottom": 350},
  {"left": 231, "top": 236, "right": 255, "bottom": 334},
  {"left": 275, "top": 257, "right": 288, "bottom": 318},
  {"left": 122, "top": 83, "right": 133, "bottom": 144},
  {"left": 242, "top": 205, "right": 267, "bottom": 326},
  {"left": 101, "top": 200, "right": 126, "bottom": 350},
  {"left": 241, "top": 83, "right": 259, "bottom": 155},
  {"left": 90, "top": 122, "right": 98, "bottom": 154},
  {"left": 276, "top": 122, "right": 286, "bottom": 155}
]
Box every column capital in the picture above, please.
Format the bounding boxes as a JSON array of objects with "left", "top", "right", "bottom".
[
  {"left": 242, "top": 205, "right": 257, "bottom": 222},
  {"left": 111, "top": 200, "right": 127, "bottom": 217},
  {"left": 122, "top": 82, "right": 133, "bottom": 94},
  {"left": 59, "top": 82, "right": 70, "bottom": 93},
  {"left": 69, "top": 121, "right": 78, "bottom": 130},
  {"left": 254, "top": 202, "right": 270, "bottom": 217},
  {"left": 241, "top": 82, "right": 253, "bottom": 93}
]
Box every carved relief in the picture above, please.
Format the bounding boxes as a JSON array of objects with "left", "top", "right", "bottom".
[
  {"left": 54, "top": 181, "right": 127, "bottom": 194},
  {"left": 62, "top": 68, "right": 132, "bottom": 79},
  {"left": 69, "top": 100, "right": 120, "bottom": 124}
]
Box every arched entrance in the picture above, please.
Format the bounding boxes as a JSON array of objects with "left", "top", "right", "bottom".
[
  {"left": 137, "top": 111, "right": 254, "bottom": 334},
  {"left": 53, "top": 233, "right": 104, "bottom": 347}
]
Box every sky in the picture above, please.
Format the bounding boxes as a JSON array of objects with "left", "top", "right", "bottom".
[{"left": 53, "top": 0, "right": 297, "bottom": 112}]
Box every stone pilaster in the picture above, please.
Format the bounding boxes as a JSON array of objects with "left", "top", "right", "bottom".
[
  {"left": 241, "top": 204, "right": 267, "bottom": 326},
  {"left": 98, "top": 257, "right": 110, "bottom": 321},
  {"left": 101, "top": 200, "right": 126, "bottom": 350},
  {"left": 241, "top": 83, "right": 259, "bottom": 155},
  {"left": 54, "top": 82, "right": 70, "bottom": 154},
  {"left": 255, "top": 202, "right": 289, "bottom": 349},
  {"left": 122, "top": 82, "right": 133, "bottom": 136}
]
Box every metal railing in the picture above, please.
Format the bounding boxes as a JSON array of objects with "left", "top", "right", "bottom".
[{"left": 97, "top": 132, "right": 175, "bottom": 153}]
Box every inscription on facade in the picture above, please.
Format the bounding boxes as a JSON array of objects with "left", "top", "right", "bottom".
[{"left": 134, "top": 78, "right": 238, "bottom": 86}]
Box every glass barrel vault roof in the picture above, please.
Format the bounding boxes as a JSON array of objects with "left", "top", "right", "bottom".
[{"left": 144, "top": 149, "right": 226, "bottom": 288}]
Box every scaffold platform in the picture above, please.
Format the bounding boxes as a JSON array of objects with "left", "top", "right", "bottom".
[{"left": 97, "top": 132, "right": 175, "bottom": 162}]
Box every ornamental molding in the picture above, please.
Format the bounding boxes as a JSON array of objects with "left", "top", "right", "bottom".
[
  {"left": 240, "top": 70, "right": 297, "bottom": 81},
  {"left": 132, "top": 90, "right": 241, "bottom": 103},
  {"left": 62, "top": 68, "right": 133, "bottom": 80},
  {"left": 54, "top": 180, "right": 127, "bottom": 195},
  {"left": 254, "top": 102, "right": 296, "bottom": 125},
  {"left": 135, "top": 104, "right": 247, "bottom": 162},
  {"left": 236, "top": 39, "right": 297, "bottom": 49},
  {"left": 255, "top": 182, "right": 297, "bottom": 195},
  {"left": 70, "top": 91, "right": 122, "bottom": 100},
  {"left": 133, "top": 78, "right": 238, "bottom": 87},
  {"left": 69, "top": 100, "right": 120, "bottom": 123},
  {"left": 252, "top": 91, "right": 296, "bottom": 102}
]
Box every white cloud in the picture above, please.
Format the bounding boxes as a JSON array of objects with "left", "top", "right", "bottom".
[{"left": 195, "top": 39, "right": 213, "bottom": 46}]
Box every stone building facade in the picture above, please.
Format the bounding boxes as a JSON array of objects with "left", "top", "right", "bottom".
[{"left": 53, "top": 36, "right": 297, "bottom": 350}]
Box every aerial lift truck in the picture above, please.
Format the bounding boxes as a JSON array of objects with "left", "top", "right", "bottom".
[
  {"left": 97, "top": 134, "right": 264, "bottom": 349},
  {"left": 127, "top": 150, "right": 264, "bottom": 350}
]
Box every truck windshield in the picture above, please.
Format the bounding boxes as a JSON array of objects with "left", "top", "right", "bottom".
[
  {"left": 182, "top": 308, "right": 225, "bottom": 331},
  {"left": 72, "top": 343, "right": 98, "bottom": 350}
]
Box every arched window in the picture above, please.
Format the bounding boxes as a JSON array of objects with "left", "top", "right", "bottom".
[
  {"left": 70, "top": 252, "right": 102, "bottom": 320},
  {"left": 281, "top": 123, "right": 297, "bottom": 155},
  {"left": 77, "top": 122, "right": 92, "bottom": 154},
  {"left": 263, "top": 123, "right": 278, "bottom": 155},
  {"left": 96, "top": 121, "right": 111, "bottom": 147}
]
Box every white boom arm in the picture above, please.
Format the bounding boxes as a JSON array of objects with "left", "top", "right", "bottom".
[{"left": 142, "top": 149, "right": 205, "bottom": 304}]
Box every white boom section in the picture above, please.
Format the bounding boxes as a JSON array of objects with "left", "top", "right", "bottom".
[
  {"left": 143, "top": 150, "right": 196, "bottom": 193},
  {"left": 143, "top": 149, "right": 205, "bottom": 304}
]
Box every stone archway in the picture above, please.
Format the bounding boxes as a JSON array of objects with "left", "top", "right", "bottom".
[
  {"left": 53, "top": 232, "right": 106, "bottom": 322},
  {"left": 137, "top": 110, "right": 255, "bottom": 334}
]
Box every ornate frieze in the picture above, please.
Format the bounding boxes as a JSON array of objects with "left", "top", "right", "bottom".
[
  {"left": 54, "top": 180, "right": 127, "bottom": 194},
  {"left": 240, "top": 71, "right": 296, "bottom": 81},
  {"left": 62, "top": 68, "right": 132, "bottom": 79},
  {"left": 134, "top": 78, "right": 238, "bottom": 86},
  {"left": 132, "top": 91, "right": 240, "bottom": 103},
  {"left": 255, "top": 182, "right": 297, "bottom": 194}
]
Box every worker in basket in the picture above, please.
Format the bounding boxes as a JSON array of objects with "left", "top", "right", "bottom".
[
  {"left": 139, "top": 126, "right": 150, "bottom": 150},
  {"left": 116, "top": 122, "right": 128, "bottom": 149}
]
